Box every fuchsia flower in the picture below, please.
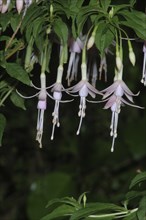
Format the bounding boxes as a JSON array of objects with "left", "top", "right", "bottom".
[
  {"left": 68, "top": 78, "right": 102, "bottom": 135},
  {"left": 141, "top": 43, "right": 146, "bottom": 86},
  {"left": 50, "top": 82, "right": 73, "bottom": 140},
  {"left": 17, "top": 73, "right": 53, "bottom": 148},
  {"left": 101, "top": 75, "right": 143, "bottom": 152}
]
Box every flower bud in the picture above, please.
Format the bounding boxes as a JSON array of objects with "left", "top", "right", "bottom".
[
  {"left": 16, "top": 0, "right": 24, "bottom": 14},
  {"left": 116, "top": 56, "right": 122, "bottom": 71},
  {"left": 109, "top": 7, "right": 114, "bottom": 18},
  {"left": 1, "top": 0, "right": 10, "bottom": 13},
  {"left": 87, "top": 35, "right": 95, "bottom": 50},
  {"left": 129, "top": 49, "right": 136, "bottom": 66},
  {"left": 128, "top": 40, "right": 136, "bottom": 66}
]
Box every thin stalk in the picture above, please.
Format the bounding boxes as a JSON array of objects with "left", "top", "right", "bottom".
[{"left": 0, "top": 86, "right": 15, "bottom": 106}]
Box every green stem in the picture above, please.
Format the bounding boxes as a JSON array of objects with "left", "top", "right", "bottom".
[
  {"left": 41, "top": 39, "right": 48, "bottom": 74},
  {"left": 0, "top": 87, "right": 15, "bottom": 107}
]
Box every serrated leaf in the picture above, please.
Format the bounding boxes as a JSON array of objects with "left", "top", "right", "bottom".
[
  {"left": 137, "top": 196, "right": 146, "bottom": 220},
  {"left": 41, "top": 204, "right": 75, "bottom": 220},
  {"left": 6, "top": 63, "right": 30, "bottom": 86},
  {"left": 129, "top": 172, "right": 146, "bottom": 189},
  {"left": 0, "top": 114, "right": 6, "bottom": 146},
  {"left": 10, "top": 91, "right": 26, "bottom": 110}
]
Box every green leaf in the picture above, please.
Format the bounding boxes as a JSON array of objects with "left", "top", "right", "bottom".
[
  {"left": 21, "top": 3, "right": 40, "bottom": 31},
  {"left": 46, "top": 197, "right": 80, "bottom": 209},
  {"left": 41, "top": 204, "right": 75, "bottom": 220},
  {"left": 129, "top": 172, "right": 146, "bottom": 189},
  {"left": 0, "top": 114, "right": 6, "bottom": 146},
  {"left": 0, "top": 12, "right": 12, "bottom": 31},
  {"left": 95, "top": 23, "right": 115, "bottom": 56},
  {"left": 10, "top": 91, "right": 26, "bottom": 110},
  {"left": 33, "top": 17, "right": 45, "bottom": 39},
  {"left": 10, "top": 14, "right": 22, "bottom": 32},
  {"left": 130, "top": 0, "right": 136, "bottom": 6},
  {"left": 126, "top": 191, "right": 146, "bottom": 202},
  {"left": 119, "top": 10, "right": 146, "bottom": 40},
  {"left": 137, "top": 196, "right": 146, "bottom": 220},
  {"left": 53, "top": 18, "right": 68, "bottom": 45},
  {"left": 123, "top": 212, "right": 138, "bottom": 220},
  {"left": 6, "top": 63, "right": 30, "bottom": 86},
  {"left": 70, "top": 203, "right": 126, "bottom": 220},
  {"left": 100, "top": 0, "right": 111, "bottom": 12}
]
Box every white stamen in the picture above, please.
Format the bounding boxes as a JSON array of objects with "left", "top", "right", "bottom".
[
  {"left": 76, "top": 97, "right": 86, "bottom": 135},
  {"left": 51, "top": 100, "right": 60, "bottom": 140},
  {"left": 141, "top": 49, "right": 146, "bottom": 85},
  {"left": 36, "top": 109, "right": 45, "bottom": 148}
]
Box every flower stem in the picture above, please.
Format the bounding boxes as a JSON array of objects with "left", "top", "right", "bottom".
[{"left": 0, "top": 86, "right": 15, "bottom": 107}]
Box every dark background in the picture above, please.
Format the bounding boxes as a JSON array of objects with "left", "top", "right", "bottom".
[{"left": 0, "top": 1, "right": 146, "bottom": 220}]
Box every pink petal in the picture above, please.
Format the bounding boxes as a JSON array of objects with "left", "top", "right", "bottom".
[{"left": 121, "top": 98, "right": 144, "bottom": 109}]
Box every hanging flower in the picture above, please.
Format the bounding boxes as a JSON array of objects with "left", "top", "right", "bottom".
[
  {"left": 68, "top": 70, "right": 102, "bottom": 135},
  {"left": 17, "top": 73, "right": 53, "bottom": 148},
  {"left": 101, "top": 70, "right": 143, "bottom": 152},
  {"left": 49, "top": 64, "right": 73, "bottom": 140},
  {"left": 141, "top": 42, "right": 146, "bottom": 86}
]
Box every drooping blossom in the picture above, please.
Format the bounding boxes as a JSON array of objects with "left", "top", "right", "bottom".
[
  {"left": 68, "top": 63, "right": 102, "bottom": 135},
  {"left": 49, "top": 65, "right": 73, "bottom": 140},
  {"left": 101, "top": 69, "right": 143, "bottom": 152},
  {"left": 66, "top": 36, "right": 84, "bottom": 86},
  {"left": 141, "top": 42, "right": 146, "bottom": 86},
  {"left": 35, "top": 73, "right": 48, "bottom": 148},
  {"left": 17, "top": 72, "right": 52, "bottom": 148}
]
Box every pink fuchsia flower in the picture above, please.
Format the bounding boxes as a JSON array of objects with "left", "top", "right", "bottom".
[
  {"left": 141, "top": 43, "right": 146, "bottom": 86},
  {"left": 49, "top": 82, "right": 73, "bottom": 140},
  {"left": 17, "top": 73, "right": 53, "bottom": 148},
  {"left": 101, "top": 78, "right": 143, "bottom": 152},
  {"left": 68, "top": 79, "right": 102, "bottom": 135}
]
